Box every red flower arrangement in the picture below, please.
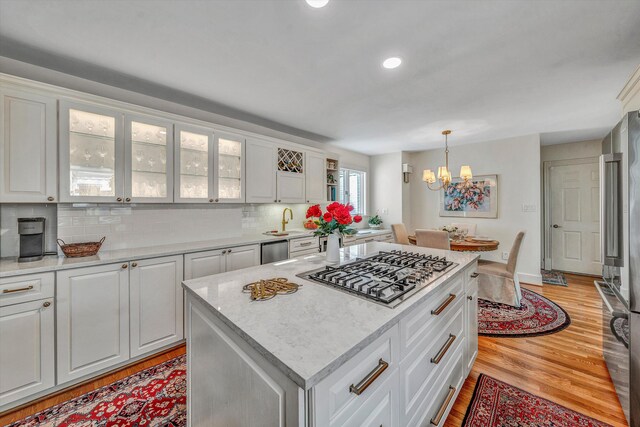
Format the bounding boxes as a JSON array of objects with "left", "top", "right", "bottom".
[{"left": 305, "top": 202, "right": 362, "bottom": 236}]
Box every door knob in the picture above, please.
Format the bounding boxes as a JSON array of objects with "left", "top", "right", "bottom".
[{"left": 552, "top": 224, "right": 561, "bottom": 229}]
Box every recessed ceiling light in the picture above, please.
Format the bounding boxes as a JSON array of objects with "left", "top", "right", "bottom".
[
  {"left": 305, "top": 0, "right": 329, "bottom": 8},
  {"left": 383, "top": 57, "right": 402, "bottom": 69}
]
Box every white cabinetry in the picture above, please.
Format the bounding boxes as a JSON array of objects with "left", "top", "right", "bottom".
[
  {"left": 0, "top": 273, "right": 55, "bottom": 407},
  {"left": 0, "top": 88, "right": 57, "bottom": 202},
  {"left": 130, "top": 255, "right": 184, "bottom": 357},
  {"left": 184, "top": 244, "right": 260, "bottom": 280},
  {"left": 464, "top": 267, "right": 479, "bottom": 375},
  {"left": 246, "top": 138, "right": 277, "bottom": 203},
  {"left": 305, "top": 151, "right": 327, "bottom": 203},
  {"left": 276, "top": 147, "right": 305, "bottom": 203},
  {"left": 56, "top": 263, "right": 130, "bottom": 383},
  {"left": 174, "top": 123, "right": 214, "bottom": 203},
  {"left": 59, "top": 101, "right": 125, "bottom": 203},
  {"left": 215, "top": 132, "right": 245, "bottom": 203}
]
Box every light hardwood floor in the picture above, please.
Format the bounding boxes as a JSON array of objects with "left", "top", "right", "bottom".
[
  {"left": 0, "top": 274, "right": 627, "bottom": 426},
  {"left": 445, "top": 273, "right": 628, "bottom": 427}
]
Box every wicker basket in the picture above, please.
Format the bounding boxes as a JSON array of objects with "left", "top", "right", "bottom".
[{"left": 57, "top": 237, "right": 105, "bottom": 258}]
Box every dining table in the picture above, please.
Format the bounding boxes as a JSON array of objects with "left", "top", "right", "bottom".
[{"left": 407, "top": 235, "right": 500, "bottom": 252}]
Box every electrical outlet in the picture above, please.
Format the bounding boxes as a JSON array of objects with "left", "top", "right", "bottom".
[
  {"left": 382, "top": 208, "right": 389, "bottom": 215},
  {"left": 502, "top": 251, "right": 509, "bottom": 260}
]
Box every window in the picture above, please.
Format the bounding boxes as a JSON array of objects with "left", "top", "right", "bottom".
[{"left": 339, "top": 168, "right": 366, "bottom": 215}]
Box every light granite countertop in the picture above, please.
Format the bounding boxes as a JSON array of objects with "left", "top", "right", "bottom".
[
  {"left": 182, "top": 242, "right": 478, "bottom": 390},
  {"left": 0, "top": 228, "right": 392, "bottom": 278}
]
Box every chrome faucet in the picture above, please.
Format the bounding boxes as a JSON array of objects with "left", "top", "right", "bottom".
[{"left": 282, "top": 208, "right": 293, "bottom": 232}]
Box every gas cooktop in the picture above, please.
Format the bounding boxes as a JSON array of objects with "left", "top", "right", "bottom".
[{"left": 297, "top": 250, "right": 458, "bottom": 308}]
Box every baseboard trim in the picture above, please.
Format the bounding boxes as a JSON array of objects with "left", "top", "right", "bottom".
[{"left": 519, "top": 272, "right": 542, "bottom": 286}]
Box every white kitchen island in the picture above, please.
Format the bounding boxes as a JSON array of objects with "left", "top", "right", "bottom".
[{"left": 182, "top": 242, "right": 479, "bottom": 427}]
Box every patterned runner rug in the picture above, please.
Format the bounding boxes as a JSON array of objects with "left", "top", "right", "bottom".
[
  {"left": 463, "top": 374, "right": 613, "bottom": 426},
  {"left": 479, "top": 288, "right": 571, "bottom": 337},
  {"left": 541, "top": 269, "right": 568, "bottom": 286},
  {"left": 8, "top": 355, "right": 186, "bottom": 427}
]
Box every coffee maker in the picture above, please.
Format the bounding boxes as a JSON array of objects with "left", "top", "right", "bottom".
[{"left": 18, "top": 217, "right": 46, "bottom": 262}]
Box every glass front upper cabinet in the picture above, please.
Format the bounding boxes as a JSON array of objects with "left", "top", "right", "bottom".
[
  {"left": 125, "top": 115, "right": 174, "bottom": 203},
  {"left": 215, "top": 133, "right": 245, "bottom": 203},
  {"left": 59, "top": 101, "right": 124, "bottom": 203},
  {"left": 174, "top": 124, "right": 214, "bottom": 203}
]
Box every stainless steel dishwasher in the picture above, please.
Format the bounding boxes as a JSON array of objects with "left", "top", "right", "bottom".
[{"left": 260, "top": 240, "right": 289, "bottom": 264}]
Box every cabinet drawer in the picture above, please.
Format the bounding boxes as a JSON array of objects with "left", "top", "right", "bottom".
[
  {"left": 337, "top": 368, "right": 398, "bottom": 427},
  {"left": 400, "top": 299, "right": 464, "bottom": 423},
  {"left": 419, "top": 348, "right": 465, "bottom": 427},
  {"left": 374, "top": 233, "right": 393, "bottom": 242},
  {"left": 289, "top": 236, "right": 318, "bottom": 252},
  {"left": 0, "top": 273, "right": 54, "bottom": 306},
  {"left": 314, "top": 325, "right": 400, "bottom": 427},
  {"left": 399, "top": 275, "right": 464, "bottom": 357}
]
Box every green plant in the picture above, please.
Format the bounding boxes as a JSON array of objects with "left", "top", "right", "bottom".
[{"left": 368, "top": 215, "right": 383, "bottom": 225}]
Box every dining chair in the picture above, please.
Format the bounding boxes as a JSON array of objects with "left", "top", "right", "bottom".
[
  {"left": 451, "top": 223, "right": 477, "bottom": 236},
  {"left": 391, "top": 224, "right": 411, "bottom": 245},
  {"left": 476, "top": 231, "right": 525, "bottom": 307},
  {"left": 415, "top": 229, "right": 450, "bottom": 250}
]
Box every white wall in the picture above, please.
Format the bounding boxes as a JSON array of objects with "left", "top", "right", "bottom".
[
  {"left": 541, "top": 139, "right": 601, "bottom": 162},
  {"left": 408, "top": 134, "right": 542, "bottom": 284},
  {"left": 370, "top": 153, "right": 403, "bottom": 226}
]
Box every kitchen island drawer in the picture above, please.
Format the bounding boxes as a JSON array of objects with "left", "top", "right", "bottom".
[
  {"left": 399, "top": 274, "right": 464, "bottom": 357},
  {"left": 313, "top": 324, "right": 400, "bottom": 427},
  {"left": 0, "top": 273, "right": 54, "bottom": 307},
  {"left": 418, "top": 348, "right": 465, "bottom": 427}
]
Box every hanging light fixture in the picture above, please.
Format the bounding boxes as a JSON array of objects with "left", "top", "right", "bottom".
[{"left": 422, "top": 130, "right": 473, "bottom": 191}]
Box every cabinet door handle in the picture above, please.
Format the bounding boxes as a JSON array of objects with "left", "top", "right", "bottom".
[
  {"left": 227, "top": 249, "right": 232, "bottom": 253},
  {"left": 47, "top": 196, "right": 55, "bottom": 201},
  {"left": 122, "top": 264, "right": 128, "bottom": 269},
  {"left": 131, "top": 262, "right": 138, "bottom": 268},
  {"left": 222, "top": 250, "right": 227, "bottom": 254},
  {"left": 125, "top": 197, "right": 131, "bottom": 202},
  {"left": 215, "top": 198, "right": 219, "bottom": 202},
  {"left": 431, "top": 334, "right": 456, "bottom": 364},
  {"left": 470, "top": 272, "right": 479, "bottom": 278},
  {"left": 42, "top": 301, "right": 51, "bottom": 308},
  {"left": 349, "top": 358, "right": 388, "bottom": 396},
  {"left": 209, "top": 199, "right": 214, "bottom": 203},
  {"left": 274, "top": 199, "right": 278, "bottom": 202},
  {"left": 468, "top": 295, "right": 473, "bottom": 301},
  {"left": 116, "top": 197, "right": 123, "bottom": 202},
  {"left": 431, "top": 294, "right": 456, "bottom": 315},
  {"left": 2, "top": 285, "right": 34, "bottom": 294},
  {"left": 430, "top": 386, "right": 456, "bottom": 426}
]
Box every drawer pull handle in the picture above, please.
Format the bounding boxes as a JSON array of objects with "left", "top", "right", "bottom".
[
  {"left": 431, "top": 334, "right": 456, "bottom": 364},
  {"left": 349, "top": 358, "right": 388, "bottom": 396},
  {"left": 299, "top": 242, "right": 313, "bottom": 247},
  {"left": 430, "top": 385, "right": 456, "bottom": 426},
  {"left": 2, "top": 285, "right": 34, "bottom": 294},
  {"left": 470, "top": 272, "right": 479, "bottom": 278},
  {"left": 431, "top": 294, "right": 456, "bottom": 315}
]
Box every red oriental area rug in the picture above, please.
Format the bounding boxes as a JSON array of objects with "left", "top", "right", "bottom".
[
  {"left": 463, "top": 374, "right": 613, "bottom": 427},
  {"left": 478, "top": 288, "right": 571, "bottom": 337},
  {"left": 8, "top": 355, "right": 186, "bottom": 427}
]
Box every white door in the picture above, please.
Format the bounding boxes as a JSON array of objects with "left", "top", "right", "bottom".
[
  {"left": 56, "top": 263, "right": 130, "bottom": 383},
  {"left": 174, "top": 123, "right": 215, "bottom": 203},
  {"left": 125, "top": 114, "right": 174, "bottom": 203},
  {"left": 215, "top": 132, "right": 245, "bottom": 203},
  {"left": 59, "top": 101, "right": 125, "bottom": 203},
  {"left": 550, "top": 161, "right": 601, "bottom": 274},
  {"left": 246, "top": 138, "right": 277, "bottom": 203},
  {"left": 225, "top": 245, "right": 261, "bottom": 272},
  {"left": 305, "top": 152, "right": 327, "bottom": 203},
  {"left": 184, "top": 249, "right": 226, "bottom": 280},
  {"left": 0, "top": 89, "right": 57, "bottom": 203},
  {"left": 0, "top": 298, "right": 55, "bottom": 406},
  {"left": 277, "top": 172, "right": 306, "bottom": 203},
  {"left": 130, "top": 255, "right": 184, "bottom": 357}
]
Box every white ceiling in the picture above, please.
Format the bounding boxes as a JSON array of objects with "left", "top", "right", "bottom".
[{"left": 1, "top": 0, "right": 639, "bottom": 154}]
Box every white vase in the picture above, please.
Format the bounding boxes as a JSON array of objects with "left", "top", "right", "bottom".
[{"left": 326, "top": 232, "right": 341, "bottom": 264}]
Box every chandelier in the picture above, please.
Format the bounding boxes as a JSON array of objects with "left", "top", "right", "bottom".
[{"left": 422, "top": 130, "right": 473, "bottom": 191}]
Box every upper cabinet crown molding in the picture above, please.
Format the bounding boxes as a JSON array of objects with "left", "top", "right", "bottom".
[
  {"left": 0, "top": 88, "right": 57, "bottom": 203},
  {"left": 617, "top": 64, "right": 640, "bottom": 116}
]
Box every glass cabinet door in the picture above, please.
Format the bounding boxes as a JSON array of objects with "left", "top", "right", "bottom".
[
  {"left": 174, "top": 124, "right": 213, "bottom": 203},
  {"left": 59, "top": 101, "right": 124, "bottom": 203},
  {"left": 215, "top": 133, "right": 245, "bottom": 203},
  {"left": 125, "top": 115, "right": 173, "bottom": 203}
]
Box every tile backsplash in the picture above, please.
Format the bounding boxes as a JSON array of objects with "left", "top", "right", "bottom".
[
  {"left": 1, "top": 202, "right": 367, "bottom": 258},
  {"left": 0, "top": 204, "right": 58, "bottom": 257}
]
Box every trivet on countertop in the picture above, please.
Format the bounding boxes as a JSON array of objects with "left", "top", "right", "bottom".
[{"left": 243, "top": 278, "right": 300, "bottom": 301}]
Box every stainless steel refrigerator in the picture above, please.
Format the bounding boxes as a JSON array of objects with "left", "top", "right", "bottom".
[{"left": 598, "top": 109, "right": 639, "bottom": 427}]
